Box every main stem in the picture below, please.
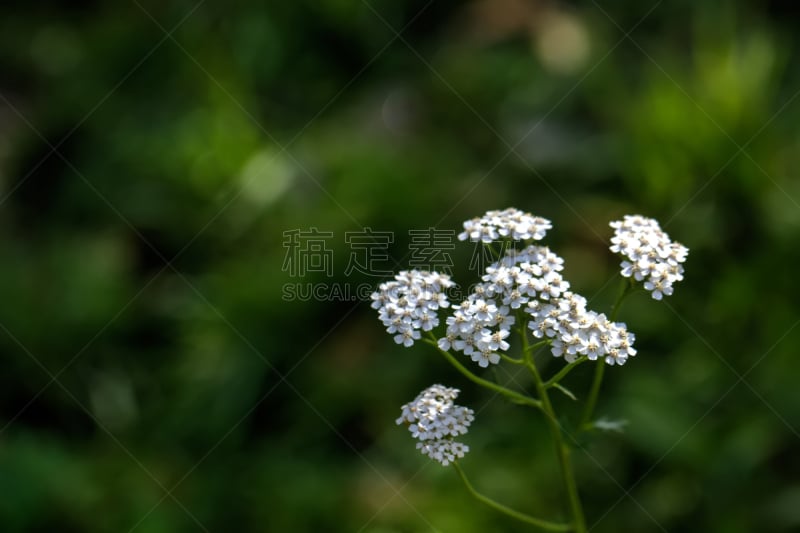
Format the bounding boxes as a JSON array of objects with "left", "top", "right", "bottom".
[{"left": 521, "top": 326, "right": 587, "bottom": 533}]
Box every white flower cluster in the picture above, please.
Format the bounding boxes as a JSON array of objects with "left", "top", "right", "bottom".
[
  {"left": 438, "top": 245, "right": 571, "bottom": 367},
  {"left": 370, "top": 210, "right": 675, "bottom": 368},
  {"left": 527, "top": 293, "right": 636, "bottom": 365},
  {"left": 610, "top": 215, "right": 689, "bottom": 300},
  {"left": 396, "top": 384, "right": 474, "bottom": 466},
  {"left": 458, "top": 207, "right": 552, "bottom": 243},
  {"left": 437, "top": 245, "right": 637, "bottom": 366},
  {"left": 371, "top": 270, "right": 455, "bottom": 347}
]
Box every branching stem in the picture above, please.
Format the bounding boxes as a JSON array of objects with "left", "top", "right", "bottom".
[
  {"left": 452, "top": 462, "right": 572, "bottom": 531},
  {"left": 423, "top": 335, "right": 541, "bottom": 409}
]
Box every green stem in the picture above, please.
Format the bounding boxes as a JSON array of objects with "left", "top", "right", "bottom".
[
  {"left": 579, "top": 362, "right": 605, "bottom": 431},
  {"left": 544, "top": 357, "right": 588, "bottom": 388},
  {"left": 608, "top": 278, "right": 633, "bottom": 323},
  {"left": 500, "top": 353, "right": 525, "bottom": 365},
  {"left": 580, "top": 278, "right": 633, "bottom": 429},
  {"left": 452, "top": 462, "right": 572, "bottom": 532},
  {"left": 423, "top": 336, "right": 541, "bottom": 409},
  {"left": 521, "top": 327, "right": 586, "bottom": 533},
  {"left": 523, "top": 339, "right": 550, "bottom": 354}
]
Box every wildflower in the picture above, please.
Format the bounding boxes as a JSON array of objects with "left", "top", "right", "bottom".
[
  {"left": 371, "top": 270, "right": 455, "bottom": 347},
  {"left": 458, "top": 208, "right": 552, "bottom": 243},
  {"left": 526, "top": 291, "right": 636, "bottom": 365},
  {"left": 439, "top": 245, "right": 573, "bottom": 368},
  {"left": 609, "top": 215, "right": 688, "bottom": 300},
  {"left": 397, "top": 384, "right": 474, "bottom": 466}
]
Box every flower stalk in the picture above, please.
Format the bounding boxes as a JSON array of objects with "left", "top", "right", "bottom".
[
  {"left": 452, "top": 462, "right": 572, "bottom": 532},
  {"left": 580, "top": 278, "right": 634, "bottom": 430},
  {"left": 424, "top": 335, "right": 541, "bottom": 409}
]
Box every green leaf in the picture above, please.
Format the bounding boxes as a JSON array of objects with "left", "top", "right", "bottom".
[{"left": 551, "top": 382, "right": 577, "bottom": 401}]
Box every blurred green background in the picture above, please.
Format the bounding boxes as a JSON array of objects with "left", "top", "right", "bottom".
[{"left": 1, "top": 0, "right": 799, "bottom": 531}]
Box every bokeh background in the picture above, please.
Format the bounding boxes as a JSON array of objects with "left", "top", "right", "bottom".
[{"left": 1, "top": 0, "right": 799, "bottom": 531}]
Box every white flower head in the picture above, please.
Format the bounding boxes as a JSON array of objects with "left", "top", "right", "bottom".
[
  {"left": 440, "top": 244, "right": 578, "bottom": 369},
  {"left": 609, "top": 215, "right": 688, "bottom": 300},
  {"left": 371, "top": 270, "right": 455, "bottom": 347},
  {"left": 397, "top": 384, "right": 474, "bottom": 466},
  {"left": 458, "top": 208, "right": 552, "bottom": 243},
  {"left": 524, "top": 289, "right": 637, "bottom": 366}
]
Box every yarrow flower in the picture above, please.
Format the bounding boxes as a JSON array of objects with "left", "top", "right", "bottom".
[
  {"left": 458, "top": 207, "right": 552, "bottom": 243},
  {"left": 436, "top": 242, "right": 637, "bottom": 366},
  {"left": 526, "top": 293, "right": 636, "bottom": 365},
  {"left": 371, "top": 270, "right": 455, "bottom": 347},
  {"left": 439, "top": 245, "right": 568, "bottom": 368},
  {"left": 396, "top": 384, "right": 474, "bottom": 466},
  {"left": 609, "top": 215, "right": 689, "bottom": 300}
]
